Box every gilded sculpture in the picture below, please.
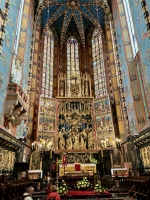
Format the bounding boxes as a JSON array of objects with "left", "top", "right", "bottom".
[{"left": 57, "top": 99, "right": 95, "bottom": 150}]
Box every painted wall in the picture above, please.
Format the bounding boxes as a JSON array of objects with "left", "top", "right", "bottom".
[
  {"left": 146, "top": 0, "right": 150, "bottom": 13},
  {"left": 112, "top": 0, "right": 138, "bottom": 135},
  {"left": 16, "top": 0, "right": 35, "bottom": 137},
  {"left": 21, "top": 0, "right": 34, "bottom": 93},
  {"left": 0, "top": 0, "right": 20, "bottom": 125},
  {"left": 0, "top": 0, "right": 5, "bottom": 10},
  {"left": 129, "top": 0, "right": 150, "bottom": 113}
]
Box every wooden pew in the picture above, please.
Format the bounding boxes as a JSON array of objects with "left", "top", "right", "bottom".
[
  {"left": 123, "top": 176, "right": 150, "bottom": 200},
  {"left": 0, "top": 176, "right": 32, "bottom": 200}
]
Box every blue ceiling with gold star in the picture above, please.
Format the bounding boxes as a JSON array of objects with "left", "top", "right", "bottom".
[{"left": 37, "top": 0, "right": 111, "bottom": 47}]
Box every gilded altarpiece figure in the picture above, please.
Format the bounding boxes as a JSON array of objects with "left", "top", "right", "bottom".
[
  {"left": 56, "top": 98, "right": 95, "bottom": 151},
  {"left": 94, "top": 96, "right": 115, "bottom": 149},
  {"left": 37, "top": 96, "right": 55, "bottom": 151}
]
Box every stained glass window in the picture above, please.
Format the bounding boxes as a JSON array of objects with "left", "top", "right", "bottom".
[
  {"left": 14, "top": 0, "right": 25, "bottom": 53},
  {"left": 67, "top": 36, "right": 79, "bottom": 77},
  {"left": 41, "top": 29, "right": 54, "bottom": 97},
  {"left": 92, "top": 29, "right": 107, "bottom": 98},
  {"left": 123, "top": 0, "right": 138, "bottom": 58}
]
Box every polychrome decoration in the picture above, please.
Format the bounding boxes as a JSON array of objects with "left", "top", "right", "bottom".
[
  {"left": 41, "top": 29, "right": 54, "bottom": 98},
  {"left": 92, "top": 29, "right": 107, "bottom": 98}
]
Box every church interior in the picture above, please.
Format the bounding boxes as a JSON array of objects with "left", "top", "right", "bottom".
[{"left": 0, "top": 0, "right": 150, "bottom": 199}]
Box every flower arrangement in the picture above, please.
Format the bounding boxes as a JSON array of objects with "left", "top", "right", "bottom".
[
  {"left": 90, "top": 157, "right": 98, "bottom": 164},
  {"left": 94, "top": 181, "right": 105, "bottom": 193},
  {"left": 77, "top": 177, "right": 90, "bottom": 189},
  {"left": 57, "top": 180, "right": 68, "bottom": 195},
  {"left": 58, "top": 158, "right": 62, "bottom": 164}
]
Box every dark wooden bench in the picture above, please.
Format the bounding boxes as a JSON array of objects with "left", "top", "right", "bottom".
[
  {"left": 123, "top": 176, "right": 150, "bottom": 200},
  {"left": 0, "top": 176, "right": 32, "bottom": 200}
]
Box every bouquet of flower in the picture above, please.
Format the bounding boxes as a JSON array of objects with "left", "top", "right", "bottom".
[
  {"left": 77, "top": 177, "right": 90, "bottom": 189},
  {"left": 94, "top": 181, "right": 105, "bottom": 193},
  {"left": 57, "top": 180, "right": 68, "bottom": 195},
  {"left": 90, "top": 157, "right": 98, "bottom": 164}
]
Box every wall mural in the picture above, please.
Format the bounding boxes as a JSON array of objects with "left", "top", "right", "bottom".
[
  {"left": 37, "top": 96, "right": 55, "bottom": 151},
  {"left": 94, "top": 97, "right": 115, "bottom": 149},
  {"left": 147, "top": 0, "right": 150, "bottom": 13},
  {"left": 22, "top": 0, "right": 34, "bottom": 93},
  {"left": 0, "top": 0, "right": 20, "bottom": 125},
  {"left": 112, "top": 0, "right": 138, "bottom": 135},
  {"left": 0, "top": 0, "right": 6, "bottom": 10},
  {"left": 129, "top": 0, "right": 150, "bottom": 113}
]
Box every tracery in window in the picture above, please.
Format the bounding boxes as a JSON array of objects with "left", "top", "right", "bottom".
[
  {"left": 41, "top": 29, "right": 54, "bottom": 98},
  {"left": 123, "top": 0, "right": 138, "bottom": 58},
  {"left": 67, "top": 36, "right": 79, "bottom": 77},
  {"left": 92, "top": 29, "right": 107, "bottom": 98}
]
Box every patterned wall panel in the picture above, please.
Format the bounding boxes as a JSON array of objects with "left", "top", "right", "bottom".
[
  {"left": 129, "top": 0, "right": 150, "bottom": 115},
  {"left": 0, "top": 0, "right": 20, "bottom": 125},
  {"left": 112, "top": 0, "right": 138, "bottom": 135}
]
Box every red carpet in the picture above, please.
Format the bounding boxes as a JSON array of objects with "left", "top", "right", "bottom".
[{"left": 69, "top": 190, "right": 112, "bottom": 198}]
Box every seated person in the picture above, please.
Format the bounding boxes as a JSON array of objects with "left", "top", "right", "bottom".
[
  {"left": 47, "top": 185, "right": 60, "bottom": 200},
  {"left": 23, "top": 186, "right": 34, "bottom": 200}
]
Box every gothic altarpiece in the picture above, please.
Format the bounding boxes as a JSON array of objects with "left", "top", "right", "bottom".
[{"left": 37, "top": 72, "right": 115, "bottom": 158}]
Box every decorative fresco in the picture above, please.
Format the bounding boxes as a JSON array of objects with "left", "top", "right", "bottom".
[
  {"left": 0, "top": 0, "right": 5, "bottom": 11},
  {"left": 94, "top": 97, "right": 115, "bottom": 149},
  {"left": 147, "top": 0, "right": 150, "bottom": 12},
  {"left": 0, "top": 0, "right": 21, "bottom": 125},
  {"left": 22, "top": 0, "right": 34, "bottom": 93},
  {"left": 129, "top": 0, "right": 150, "bottom": 113},
  {"left": 112, "top": 0, "right": 138, "bottom": 135}
]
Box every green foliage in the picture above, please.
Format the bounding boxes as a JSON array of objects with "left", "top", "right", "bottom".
[
  {"left": 57, "top": 180, "right": 68, "bottom": 195},
  {"left": 90, "top": 157, "right": 98, "bottom": 164},
  {"left": 94, "top": 181, "right": 105, "bottom": 193},
  {"left": 77, "top": 177, "right": 90, "bottom": 189}
]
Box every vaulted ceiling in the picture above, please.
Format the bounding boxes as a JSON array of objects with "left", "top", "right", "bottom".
[{"left": 36, "top": 0, "right": 111, "bottom": 48}]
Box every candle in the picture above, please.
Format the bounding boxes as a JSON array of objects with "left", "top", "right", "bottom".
[
  {"left": 101, "top": 150, "right": 103, "bottom": 158},
  {"left": 56, "top": 158, "right": 58, "bottom": 171},
  {"left": 50, "top": 150, "right": 52, "bottom": 159}
]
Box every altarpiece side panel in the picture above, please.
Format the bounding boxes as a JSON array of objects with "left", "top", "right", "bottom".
[
  {"left": 94, "top": 96, "right": 115, "bottom": 149},
  {"left": 37, "top": 96, "right": 55, "bottom": 151}
]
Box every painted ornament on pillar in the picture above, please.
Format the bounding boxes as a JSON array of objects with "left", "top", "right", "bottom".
[{"left": 0, "top": 73, "right": 3, "bottom": 88}]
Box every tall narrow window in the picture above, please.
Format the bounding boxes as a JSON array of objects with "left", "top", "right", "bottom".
[
  {"left": 123, "top": 0, "right": 138, "bottom": 57},
  {"left": 14, "top": 0, "right": 24, "bottom": 53},
  {"left": 42, "top": 29, "right": 54, "bottom": 97},
  {"left": 92, "top": 29, "right": 107, "bottom": 98},
  {"left": 67, "top": 36, "right": 79, "bottom": 77}
]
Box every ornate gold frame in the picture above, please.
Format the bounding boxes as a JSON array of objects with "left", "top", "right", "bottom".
[{"left": 29, "top": 151, "right": 42, "bottom": 170}]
